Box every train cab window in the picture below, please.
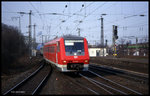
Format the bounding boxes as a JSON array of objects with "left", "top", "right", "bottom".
[
  {"left": 65, "top": 40, "right": 85, "bottom": 56},
  {"left": 57, "top": 41, "right": 60, "bottom": 52}
]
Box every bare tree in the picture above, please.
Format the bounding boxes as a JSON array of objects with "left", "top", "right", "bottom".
[{"left": 2, "top": 23, "right": 29, "bottom": 74}]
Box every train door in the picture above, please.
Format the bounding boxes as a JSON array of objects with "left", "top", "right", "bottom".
[
  {"left": 56, "top": 53, "right": 58, "bottom": 63},
  {"left": 56, "top": 41, "right": 60, "bottom": 64}
]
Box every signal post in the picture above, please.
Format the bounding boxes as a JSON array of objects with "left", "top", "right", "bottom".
[{"left": 112, "top": 25, "right": 118, "bottom": 57}]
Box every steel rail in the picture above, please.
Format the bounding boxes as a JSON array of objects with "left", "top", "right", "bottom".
[
  {"left": 64, "top": 73, "right": 99, "bottom": 95},
  {"left": 3, "top": 64, "right": 44, "bottom": 95},
  {"left": 76, "top": 81, "right": 100, "bottom": 95},
  {"left": 90, "top": 65, "right": 142, "bottom": 80},
  {"left": 79, "top": 73, "right": 126, "bottom": 95},
  {"left": 89, "top": 64, "right": 148, "bottom": 84},
  {"left": 32, "top": 70, "right": 50, "bottom": 95},
  {"left": 88, "top": 70, "right": 143, "bottom": 95},
  {"left": 90, "top": 64, "right": 148, "bottom": 78}
]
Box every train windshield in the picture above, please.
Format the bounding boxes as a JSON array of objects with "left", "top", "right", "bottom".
[{"left": 65, "top": 40, "right": 85, "bottom": 56}]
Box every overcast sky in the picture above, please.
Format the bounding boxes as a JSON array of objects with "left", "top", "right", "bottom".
[{"left": 2, "top": 1, "right": 148, "bottom": 46}]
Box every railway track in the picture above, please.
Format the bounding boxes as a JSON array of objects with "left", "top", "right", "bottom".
[
  {"left": 89, "top": 64, "right": 148, "bottom": 84},
  {"left": 62, "top": 72, "right": 100, "bottom": 95},
  {"left": 79, "top": 71, "right": 143, "bottom": 95},
  {"left": 62, "top": 65, "right": 145, "bottom": 95},
  {"left": 6, "top": 62, "right": 146, "bottom": 95},
  {"left": 3, "top": 60, "right": 52, "bottom": 95},
  {"left": 63, "top": 71, "right": 142, "bottom": 95}
]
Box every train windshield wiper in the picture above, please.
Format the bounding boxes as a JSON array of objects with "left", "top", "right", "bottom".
[{"left": 69, "top": 46, "right": 73, "bottom": 54}]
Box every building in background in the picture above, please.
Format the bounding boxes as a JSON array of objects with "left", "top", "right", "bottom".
[
  {"left": 117, "top": 42, "right": 149, "bottom": 57},
  {"left": 88, "top": 47, "right": 108, "bottom": 57}
]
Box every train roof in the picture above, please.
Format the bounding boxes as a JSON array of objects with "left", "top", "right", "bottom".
[
  {"left": 44, "top": 37, "right": 61, "bottom": 45},
  {"left": 62, "top": 35, "right": 84, "bottom": 40},
  {"left": 44, "top": 35, "right": 85, "bottom": 45}
]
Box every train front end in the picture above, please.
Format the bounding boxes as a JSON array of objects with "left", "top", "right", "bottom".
[{"left": 59, "top": 36, "right": 89, "bottom": 72}]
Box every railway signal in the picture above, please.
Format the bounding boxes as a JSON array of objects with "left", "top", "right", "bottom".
[
  {"left": 114, "top": 25, "right": 118, "bottom": 40},
  {"left": 112, "top": 25, "right": 118, "bottom": 57}
]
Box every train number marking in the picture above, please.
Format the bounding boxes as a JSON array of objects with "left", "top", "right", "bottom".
[{"left": 74, "top": 56, "right": 78, "bottom": 59}]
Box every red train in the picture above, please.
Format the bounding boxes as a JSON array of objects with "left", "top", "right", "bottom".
[{"left": 43, "top": 35, "right": 89, "bottom": 72}]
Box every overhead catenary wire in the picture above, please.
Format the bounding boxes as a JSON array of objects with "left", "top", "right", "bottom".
[
  {"left": 74, "top": 2, "right": 107, "bottom": 35},
  {"left": 2, "top": 2, "right": 148, "bottom": 45},
  {"left": 69, "top": 2, "right": 107, "bottom": 35},
  {"left": 103, "top": 15, "right": 147, "bottom": 26},
  {"left": 67, "top": 2, "right": 107, "bottom": 39},
  {"left": 72, "top": 3, "right": 116, "bottom": 29},
  {"left": 29, "top": 2, "right": 53, "bottom": 37},
  {"left": 86, "top": 2, "right": 107, "bottom": 17},
  {"left": 51, "top": 2, "right": 95, "bottom": 35},
  {"left": 42, "top": 3, "right": 69, "bottom": 37},
  {"left": 2, "top": 2, "right": 98, "bottom": 37},
  {"left": 29, "top": 2, "right": 45, "bottom": 28},
  {"left": 118, "top": 23, "right": 148, "bottom": 28}
]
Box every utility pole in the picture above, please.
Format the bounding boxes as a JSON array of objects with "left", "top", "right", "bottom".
[
  {"left": 17, "top": 10, "right": 32, "bottom": 57},
  {"left": 19, "top": 17, "right": 21, "bottom": 32},
  {"left": 136, "top": 37, "right": 138, "bottom": 56},
  {"left": 29, "top": 10, "right": 32, "bottom": 57},
  {"left": 98, "top": 14, "right": 106, "bottom": 57},
  {"left": 45, "top": 35, "right": 49, "bottom": 42},
  {"left": 105, "top": 39, "right": 108, "bottom": 54},
  {"left": 30, "top": 23, "right": 36, "bottom": 56},
  {"left": 33, "top": 24, "right": 36, "bottom": 49},
  {"left": 101, "top": 16, "right": 104, "bottom": 57},
  {"left": 45, "top": 35, "right": 47, "bottom": 43}
]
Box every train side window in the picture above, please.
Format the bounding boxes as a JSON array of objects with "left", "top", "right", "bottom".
[
  {"left": 53, "top": 46, "right": 55, "bottom": 53},
  {"left": 57, "top": 41, "right": 60, "bottom": 52},
  {"left": 49, "top": 46, "right": 54, "bottom": 53},
  {"left": 50, "top": 46, "right": 52, "bottom": 53}
]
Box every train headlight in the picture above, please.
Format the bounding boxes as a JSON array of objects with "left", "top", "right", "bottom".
[
  {"left": 63, "top": 61, "right": 66, "bottom": 63},
  {"left": 85, "top": 60, "right": 88, "bottom": 63}
]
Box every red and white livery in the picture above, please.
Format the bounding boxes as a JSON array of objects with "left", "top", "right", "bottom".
[{"left": 43, "top": 35, "right": 89, "bottom": 72}]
